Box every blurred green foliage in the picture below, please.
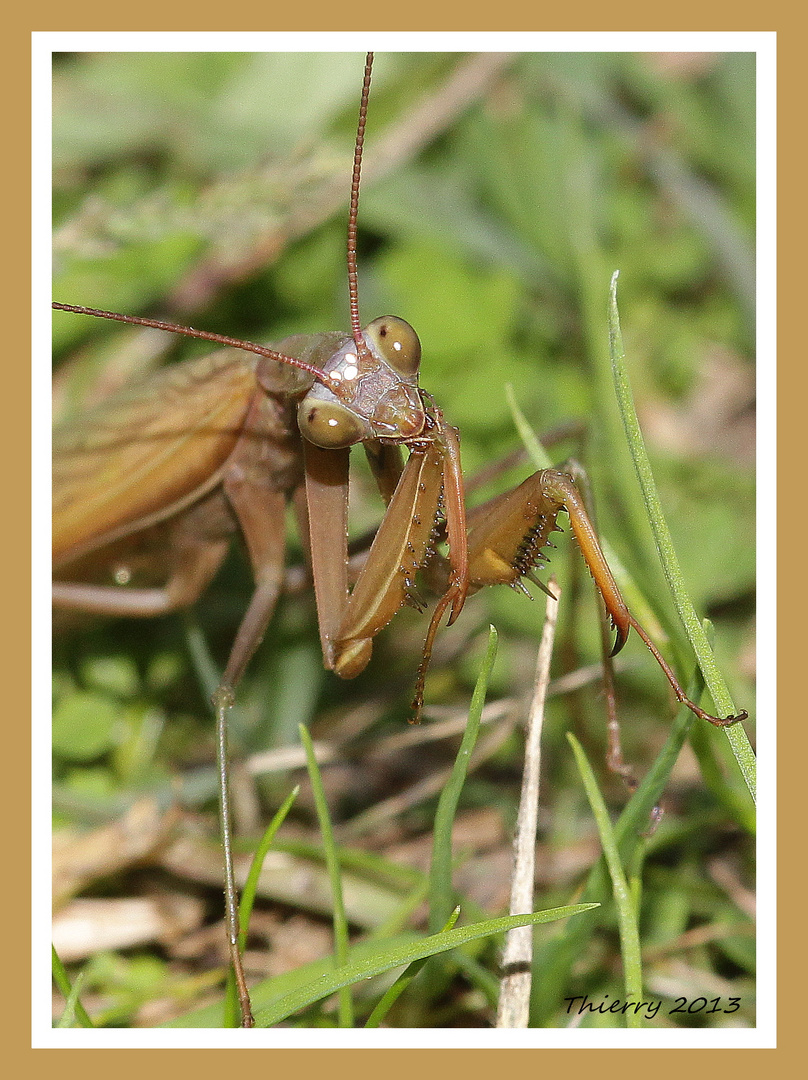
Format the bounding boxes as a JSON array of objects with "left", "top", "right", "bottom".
[{"left": 52, "top": 51, "right": 755, "bottom": 1028}]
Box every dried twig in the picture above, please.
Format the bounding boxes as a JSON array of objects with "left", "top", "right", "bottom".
[{"left": 497, "top": 580, "right": 560, "bottom": 1028}]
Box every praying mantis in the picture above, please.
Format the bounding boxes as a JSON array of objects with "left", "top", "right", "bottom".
[{"left": 52, "top": 52, "right": 752, "bottom": 1027}]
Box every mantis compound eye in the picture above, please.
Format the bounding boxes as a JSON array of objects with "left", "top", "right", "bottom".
[
  {"left": 364, "top": 316, "right": 421, "bottom": 379},
  {"left": 297, "top": 398, "right": 369, "bottom": 449}
]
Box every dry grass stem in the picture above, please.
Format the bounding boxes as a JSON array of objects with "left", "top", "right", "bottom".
[{"left": 497, "top": 580, "right": 560, "bottom": 1028}]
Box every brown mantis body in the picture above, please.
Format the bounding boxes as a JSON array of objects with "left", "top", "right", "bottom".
[{"left": 53, "top": 54, "right": 744, "bottom": 1026}]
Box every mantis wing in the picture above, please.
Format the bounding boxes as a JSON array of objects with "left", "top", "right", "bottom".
[{"left": 53, "top": 349, "right": 258, "bottom": 564}]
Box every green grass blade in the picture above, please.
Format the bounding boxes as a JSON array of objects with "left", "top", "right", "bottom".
[
  {"left": 52, "top": 946, "right": 94, "bottom": 1029},
  {"left": 222, "top": 786, "right": 300, "bottom": 1026},
  {"left": 55, "top": 970, "right": 88, "bottom": 1029},
  {"left": 364, "top": 908, "right": 461, "bottom": 1027},
  {"left": 300, "top": 723, "right": 353, "bottom": 1027},
  {"left": 429, "top": 625, "right": 498, "bottom": 933},
  {"left": 505, "top": 385, "right": 554, "bottom": 470},
  {"left": 531, "top": 662, "right": 713, "bottom": 1022},
  {"left": 568, "top": 734, "right": 643, "bottom": 1028},
  {"left": 253, "top": 903, "right": 598, "bottom": 1027},
  {"left": 608, "top": 273, "right": 755, "bottom": 802},
  {"left": 238, "top": 786, "right": 300, "bottom": 945}
]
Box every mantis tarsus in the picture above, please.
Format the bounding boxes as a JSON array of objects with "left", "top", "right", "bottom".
[{"left": 53, "top": 52, "right": 747, "bottom": 1027}]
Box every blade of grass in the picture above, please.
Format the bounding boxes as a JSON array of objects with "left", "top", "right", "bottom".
[
  {"left": 421, "top": 626, "right": 498, "bottom": 1005},
  {"left": 530, "top": 661, "right": 725, "bottom": 1022},
  {"left": 505, "top": 385, "right": 554, "bottom": 470},
  {"left": 163, "top": 932, "right": 423, "bottom": 1027},
  {"left": 300, "top": 723, "right": 353, "bottom": 1027},
  {"left": 429, "top": 625, "right": 498, "bottom": 933},
  {"left": 253, "top": 902, "right": 599, "bottom": 1027},
  {"left": 239, "top": 786, "right": 300, "bottom": 943},
  {"left": 608, "top": 272, "right": 755, "bottom": 802},
  {"left": 52, "top": 946, "right": 94, "bottom": 1029},
  {"left": 223, "top": 785, "right": 300, "bottom": 1026},
  {"left": 364, "top": 908, "right": 461, "bottom": 1027},
  {"left": 668, "top": 619, "right": 755, "bottom": 833},
  {"left": 567, "top": 734, "right": 643, "bottom": 1028},
  {"left": 55, "top": 970, "right": 88, "bottom": 1029}
]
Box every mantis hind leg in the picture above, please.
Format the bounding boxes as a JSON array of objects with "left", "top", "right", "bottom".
[
  {"left": 52, "top": 497, "right": 234, "bottom": 617},
  {"left": 207, "top": 477, "right": 290, "bottom": 1029}
]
